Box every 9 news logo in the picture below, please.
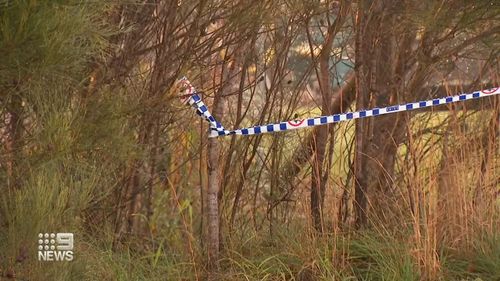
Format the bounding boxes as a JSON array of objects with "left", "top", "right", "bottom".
[{"left": 37, "top": 233, "right": 74, "bottom": 261}]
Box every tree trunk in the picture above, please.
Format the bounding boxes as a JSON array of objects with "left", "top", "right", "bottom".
[
  {"left": 310, "top": 2, "right": 350, "bottom": 232},
  {"left": 206, "top": 131, "right": 221, "bottom": 269},
  {"left": 354, "top": 0, "right": 407, "bottom": 226},
  {"left": 206, "top": 55, "right": 239, "bottom": 270}
]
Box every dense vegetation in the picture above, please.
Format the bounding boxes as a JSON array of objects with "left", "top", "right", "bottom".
[{"left": 0, "top": 1, "right": 498, "bottom": 280}]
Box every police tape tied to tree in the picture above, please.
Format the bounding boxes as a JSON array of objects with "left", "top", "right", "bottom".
[{"left": 177, "top": 77, "right": 500, "bottom": 138}]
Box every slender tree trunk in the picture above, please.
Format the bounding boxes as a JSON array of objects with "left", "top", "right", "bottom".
[
  {"left": 206, "top": 130, "right": 221, "bottom": 269},
  {"left": 310, "top": 2, "right": 350, "bottom": 232},
  {"left": 310, "top": 55, "right": 331, "bottom": 231},
  {"left": 353, "top": 1, "right": 371, "bottom": 227},
  {"left": 206, "top": 52, "right": 239, "bottom": 270}
]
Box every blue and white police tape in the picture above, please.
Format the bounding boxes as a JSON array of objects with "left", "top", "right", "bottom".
[
  {"left": 178, "top": 78, "right": 499, "bottom": 138},
  {"left": 179, "top": 77, "right": 226, "bottom": 132}
]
